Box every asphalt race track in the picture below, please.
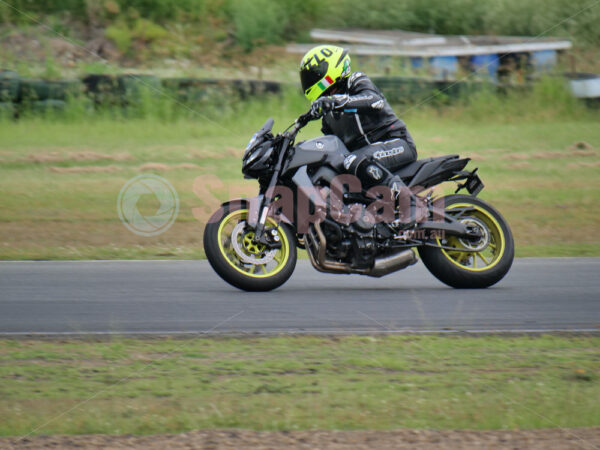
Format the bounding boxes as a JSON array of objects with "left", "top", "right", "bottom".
[{"left": 0, "top": 259, "right": 599, "bottom": 335}]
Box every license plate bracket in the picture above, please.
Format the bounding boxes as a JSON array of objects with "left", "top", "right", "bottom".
[{"left": 466, "top": 173, "right": 484, "bottom": 196}]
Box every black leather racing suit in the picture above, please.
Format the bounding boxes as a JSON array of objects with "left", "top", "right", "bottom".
[{"left": 321, "top": 72, "right": 417, "bottom": 190}]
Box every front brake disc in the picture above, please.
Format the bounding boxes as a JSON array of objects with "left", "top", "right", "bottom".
[{"left": 231, "top": 222, "right": 277, "bottom": 265}]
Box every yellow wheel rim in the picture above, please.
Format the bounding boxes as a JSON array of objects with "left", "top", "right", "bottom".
[
  {"left": 217, "top": 209, "right": 290, "bottom": 278},
  {"left": 437, "top": 203, "right": 506, "bottom": 272}
]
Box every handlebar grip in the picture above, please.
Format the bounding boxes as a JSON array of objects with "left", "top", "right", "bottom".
[{"left": 297, "top": 112, "right": 313, "bottom": 125}]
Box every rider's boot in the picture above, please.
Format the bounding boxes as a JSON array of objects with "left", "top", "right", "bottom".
[
  {"left": 347, "top": 155, "right": 428, "bottom": 229},
  {"left": 388, "top": 176, "right": 428, "bottom": 230}
]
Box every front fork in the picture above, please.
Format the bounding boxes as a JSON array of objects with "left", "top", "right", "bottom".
[
  {"left": 247, "top": 136, "right": 291, "bottom": 246},
  {"left": 245, "top": 194, "right": 282, "bottom": 248}
]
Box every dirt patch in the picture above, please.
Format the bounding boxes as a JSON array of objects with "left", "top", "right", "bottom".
[
  {"left": 71, "top": 152, "right": 133, "bottom": 162},
  {"left": 482, "top": 149, "right": 507, "bottom": 154},
  {"left": 570, "top": 149, "right": 597, "bottom": 157},
  {"left": 567, "top": 161, "right": 600, "bottom": 169},
  {"left": 532, "top": 150, "right": 597, "bottom": 160},
  {"left": 187, "top": 148, "right": 241, "bottom": 160},
  {"left": 532, "top": 151, "right": 565, "bottom": 160},
  {"left": 173, "top": 163, "right": 201, "bottom": 170},
  {"left": 22, "top": 153, "right": 65, "bottom": 163},
  {"left": 138, "top": 162, "right": 201, "bottom": 171},
  {"left": 49, "top": 165, "right": 121, "bottom": 174},
  {"left": 20, "top": 151, "right": 134, "bottom": 164},
  {"left": 138, "top": 162, "right": 171, "bottom": 171},
  {"left": 508, "top": 162, "right": 532, "bottom": 170},
  {"left": 498, "top": 150, "right": 597, "bottom": 161},
  {"left": 465, "top": 153, "right": 486, "bottom": 161},
  {"left": 187, "top": 150, "right": 225, "bottom": 160},
  {"left": 226, "top": 147, "right": 243, "bottom": 157},
  {"left": 501, "top": 153, "right": 530, "bottom": 161},
  {"left": 3, "top": 428, "right": 600, "bottom": 449},
  {"left": 0, "top": 27, "right": 112, "bottom": 66}
]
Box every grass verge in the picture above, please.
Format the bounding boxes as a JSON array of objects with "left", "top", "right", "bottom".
[{"left": 0, "top": 334, "right": 599, "bottom": 436}]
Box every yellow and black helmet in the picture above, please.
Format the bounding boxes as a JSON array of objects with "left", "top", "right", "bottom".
[{"left": 299, "top": 45, "right": 351, "bottom": 102}]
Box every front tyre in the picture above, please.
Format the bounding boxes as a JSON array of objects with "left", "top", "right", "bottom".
[
  {"left": 419, "top": 194, "right": 514, "bottom": 289},
  {"left": 203, "top": 205, "right": 297, "bottom": 291}
]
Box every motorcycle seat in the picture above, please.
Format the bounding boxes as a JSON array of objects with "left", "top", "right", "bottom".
[{"left": 394, "top": 154, "right": 460, "bottom": 181}]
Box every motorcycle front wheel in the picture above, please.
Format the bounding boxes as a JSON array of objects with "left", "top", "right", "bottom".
[
  {"left": 418, "top": 194, "right": 514, "bottom": 289},
  {"left": 203, "top": 205, "right": 297, "bottom": 291}
]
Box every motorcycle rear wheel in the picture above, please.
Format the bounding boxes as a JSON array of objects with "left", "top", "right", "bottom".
[
  {"left": 419, "top": 194, "right": 514, "bottom": 289},
  {"left": 204, "top": 205, "right": 297, "bottom": 292}
]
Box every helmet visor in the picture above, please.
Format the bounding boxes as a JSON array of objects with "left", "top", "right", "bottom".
[{"left": 300, "top": 60, "right": 329, "bottom": 94}]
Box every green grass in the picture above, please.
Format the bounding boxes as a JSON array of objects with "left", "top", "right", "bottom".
[
  {"left": 0, "top": 85, "right": 599, "bottom": 260},
  {"left": 0, "top": 334, "right": 598, "bottom": 436}
]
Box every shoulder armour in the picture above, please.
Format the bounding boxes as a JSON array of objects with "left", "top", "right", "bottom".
[{"left": 347, "top": 72, "right": 367, "bottom": 90}]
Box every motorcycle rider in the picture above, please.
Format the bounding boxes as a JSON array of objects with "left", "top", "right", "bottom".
[{"left": 299, "top": 45, "right": 427, "bottom": 227}]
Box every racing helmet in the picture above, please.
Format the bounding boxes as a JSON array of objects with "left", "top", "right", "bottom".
[{"left": 299, "top": 45, "right": 351, "bottom": 102}]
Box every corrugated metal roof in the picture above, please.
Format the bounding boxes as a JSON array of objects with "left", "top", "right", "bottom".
[{"left": 288, "top": 28, "right": 572, "bottom": 57}]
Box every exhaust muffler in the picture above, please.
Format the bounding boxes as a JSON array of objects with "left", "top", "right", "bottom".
[{"left": 366, "top": 249, "right": 418, "bottom": 278}]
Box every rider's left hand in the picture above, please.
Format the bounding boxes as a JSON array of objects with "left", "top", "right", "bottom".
[{"left": 309, "top": 97, "right": 337, "bottom": 119}]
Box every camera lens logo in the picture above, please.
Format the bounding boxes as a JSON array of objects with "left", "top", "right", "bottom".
[{"left": 117, "top": 174, "right": 179, "bottom": 236}]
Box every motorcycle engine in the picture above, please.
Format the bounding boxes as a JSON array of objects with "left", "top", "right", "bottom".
[
  {"left": 315, "top": 186, "right": 395, "bottom": 269},
  {"left": 321, "top": 203, "right": 392, "bottom": 268}
]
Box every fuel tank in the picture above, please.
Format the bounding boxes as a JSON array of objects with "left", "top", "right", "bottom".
[{"left": 284, "top": 135, "right": 349, "bottom": 175}]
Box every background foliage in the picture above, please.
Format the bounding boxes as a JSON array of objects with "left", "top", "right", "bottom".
[{"left": 1, "top": 0, "right": 599, "bottom": 50}]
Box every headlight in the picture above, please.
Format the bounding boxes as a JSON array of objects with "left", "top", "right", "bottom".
[
  {"left": 244, "top": 147, "right": 262, "bottom": 166},
  {"left": 242, "top": 142, "right": 274, "bottom": 176},
  {"left": 245, "top": 133, "right": 259, "bottom": 151}
]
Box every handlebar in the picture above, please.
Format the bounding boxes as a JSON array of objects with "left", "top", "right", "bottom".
[
  {"left": 283, "top": 104, "right": 345, "bottom": 139},
  {"left": 283, "top": 111, "right": 313, "bottom": 138},
  {"left": 297, "top": 111, "right": 313, "bottom": 125}
]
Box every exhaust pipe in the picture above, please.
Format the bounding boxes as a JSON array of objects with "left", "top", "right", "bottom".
[
  {"left": 306, "top": 222, "right": 354, "bottom": 274},
  {"left": 306, "top": 222, "right": 417, "bottom": 277},
  {"left": 367, "top": 249, "right": 418, "bottom": 278}
]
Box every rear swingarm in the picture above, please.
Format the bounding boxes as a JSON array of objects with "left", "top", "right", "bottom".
[{"left": 416, "top": 218, "right": 483, "bottom": 240}]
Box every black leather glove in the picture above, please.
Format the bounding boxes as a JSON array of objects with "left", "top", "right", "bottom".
[{"left": 309, "top": 96, "right": 337, "bottom": 119}]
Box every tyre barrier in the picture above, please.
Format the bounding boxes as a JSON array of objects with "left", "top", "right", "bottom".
[
  {"left": 82, "top": 74, "right": 162, "bottom": 105},
  {"left": 371, "top": 76, "right": 482, "bottom": 103},
  {"left": 372, "top": 76, "right": 434, "bottom": 103},
  {"left": 0, "top": 70, "right": 19, "bottom": 102},
  {"left": 6, "top": 71, "right": 572, "bottom": 118},
  {"left": 231, "top": 79, "right": 281, "bottom": 99},
  {"left": 81, "top": 74, "right": 120, "bottom": 105},
  {"left": 32, "top": 99, "right": 67, "bottom": 112},
  {"left": 119, "top": 74, "right": 161, "bottom": 100},
  {"left": 18, "top": 79, "right": 82, "bottom": 102},
  {"left": 18, "top": 100, "right": 67, "bottom": 115},
  {"left": 162, "top": 78, "right": 282, "bottom": 103},
  {"left": 162, "top": 78, "right": 236, "bottom": 104}
]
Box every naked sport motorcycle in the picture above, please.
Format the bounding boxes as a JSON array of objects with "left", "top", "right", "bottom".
[{"left": 203, "top": 111, "right": 514, "bottom": 291}]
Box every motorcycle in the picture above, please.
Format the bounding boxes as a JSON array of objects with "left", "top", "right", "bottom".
[{"left": 203, "top": 110, "right": 514, "bottom": 292}]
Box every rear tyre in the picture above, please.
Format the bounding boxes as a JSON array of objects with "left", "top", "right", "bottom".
[
  {"left": 419, "top": 194, "right": 514, "bottom": 289},
  {"left": 204, "top": 204, "right": 297, "bottom": 292}
]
